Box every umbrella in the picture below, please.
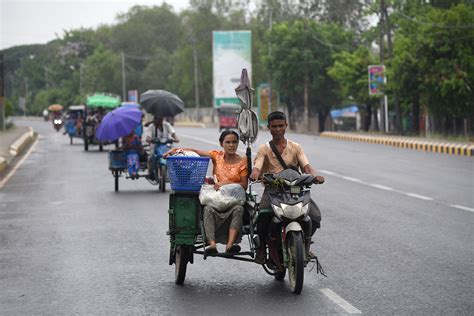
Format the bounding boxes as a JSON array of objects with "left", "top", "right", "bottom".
[
  {"left": 95, "top": 106, "right": 143, "bottom": 141},
  {"left": 140, "top": 90, "right": 184, "bottom": 117},
  {"left": 235, "top": 68, "right": 258, "bottom": 144},
  {"left": 86, "top": 94, "right": 121, "bottom": 109},
  {"left": 234, "top": 68, "right": 259, "bottom": 173},
  {"left": 48, "top": 104, "right": 64, "bottom": 111},
  {"left": 235, "top": 68, "right": 254, "bottom": 110}
]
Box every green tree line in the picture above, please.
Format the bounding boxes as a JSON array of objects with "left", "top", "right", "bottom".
[{"left": 2, "top": 0, "right": 473, "bottom": 136}]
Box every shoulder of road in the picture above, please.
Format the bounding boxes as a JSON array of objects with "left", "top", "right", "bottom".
[{"left": 320, "top": 131, "right": 474, "bottom": 156}]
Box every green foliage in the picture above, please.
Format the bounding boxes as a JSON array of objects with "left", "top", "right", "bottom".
[
  {"left": 4, "top": 99, "right": 13, "bottom": 117},
  {"left": 1, "top": 0, "right": 472, "bottom": 135}
]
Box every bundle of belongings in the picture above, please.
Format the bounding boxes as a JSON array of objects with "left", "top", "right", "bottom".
[{"left": 199, "top": 183, "right": 246, "bottom": 212}]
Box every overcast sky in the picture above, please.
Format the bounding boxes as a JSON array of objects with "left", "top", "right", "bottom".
[{"left": 1, "top": 0, "right": 191, "bottom": 50}]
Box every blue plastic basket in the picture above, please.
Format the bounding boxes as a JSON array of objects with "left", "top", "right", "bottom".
[
  {"left": 109, "top": 150, "right": 126, "bottom": 170},
  {"left": 166, "top": 156, "right": 210, "bottom": 191}
]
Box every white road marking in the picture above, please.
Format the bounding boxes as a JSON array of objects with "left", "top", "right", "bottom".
[
  {"left": 369, "top": 184, "right": 394, "bottom": 191},
  {"left": 0, "top": 138, "right": 39, "bottom": 190},
  {"left": 319, "top": 169, "right": 338, "bottom": 176},
  {"left": 181, "top": 134, "right": 474, "bottom": 213},
  {"left": 342, "top": 176, "right": 363, "bottom": 183},
  {"left": 405, "top": 193, "right": 433, "bottom": 201},
  {"left": 450, "top": 204, "right": 474, "bottom": 213},
  {"left": 320, "top": 288, "right": 362, "bottom": 314}
]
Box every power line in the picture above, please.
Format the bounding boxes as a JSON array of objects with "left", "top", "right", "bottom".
[{"left": 392, "top": 10, "right": 474, "bottom": 29}]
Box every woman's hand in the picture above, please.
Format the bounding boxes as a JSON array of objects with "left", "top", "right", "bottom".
[{"left": 163, "top": 148, "right": 178, "bottom": 158}]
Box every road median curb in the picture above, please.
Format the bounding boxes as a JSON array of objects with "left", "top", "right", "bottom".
[
  {"left": 9, "top": 127, "right": 35, "bottom": 157},
  {"left": 320, "top": 131, "right": 473, "bottom": 156},
  {"left": 174, "top": 121, "right": 206, "bottom": 128}
]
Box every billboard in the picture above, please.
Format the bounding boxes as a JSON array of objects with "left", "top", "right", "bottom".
[
  {"left": 213, "top": 31, "right": 252, "bottom": 107},
  {"left": 368, "top": 65, "right": 385, "bottom": 95}
]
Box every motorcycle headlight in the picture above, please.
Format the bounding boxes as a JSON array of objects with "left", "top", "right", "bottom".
[{"left": 281, "top": 202, "right": 305, "bottom": 219}]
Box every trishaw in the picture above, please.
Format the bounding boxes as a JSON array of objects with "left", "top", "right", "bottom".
[
  {"left": 107, "top": 137, "right": 172, "bottom": 192},
  {"left": 217, "top": 103, "right": 240, "bottom": 131},
  {"left": 64, "top": 105, "right": 85, "bottom": 144},
  {"left": 167, "top": 72, "right": 325, "bottom": 293},
  {"left": 166, "top": 155, "right": 325, "bottom": 294},
  {"left": 84, "top": 93, "right": 121, "bottom": 151}
]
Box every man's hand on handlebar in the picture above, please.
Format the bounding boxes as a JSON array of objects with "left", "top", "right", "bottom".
[{"left": 314, "top": 175, "right": 325, "bottom": 184}]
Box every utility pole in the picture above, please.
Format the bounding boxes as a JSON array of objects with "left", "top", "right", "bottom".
[
  {"left": 193, "top": 44, "right": 200, "bottom": 120},
  {"left": 268, "top": 2, "right": 273, "bottom": 116},
  {"left": 379, "top": 0, "right": 388, "bottom": 133},
  {"left": 383, "top": 3, "right": 401, "bottom": 134},
  {"left": 79, "top": 63, "right": 84, "bottom": 96},
  {"left": 0, "top": 53, "right": 4, "bottom": 131},
  {"left": 121, "top": 52, "right": 126, "bottom": 102},
  {"left": 24, "top": 78, "right": 28, "bottom": 117}
]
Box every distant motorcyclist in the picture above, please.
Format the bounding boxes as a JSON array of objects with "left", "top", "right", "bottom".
[
  {"left": 43, "top": 108, "right": 49, "bottom": 121},
  {"left": 144, "top": 116, "right": 179, "bottom": 177},
  {"left": 249, "top": 111, "right": 325, "bottom": 264}
]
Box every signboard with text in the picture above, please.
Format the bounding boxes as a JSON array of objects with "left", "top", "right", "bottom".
[
  {"left": 368, "top": 65, "right": 385, "bottom": 95},
  {"left": 127, "top": 90, "right": 138, "bottom": 103},
  {"left": 213, "top": 30, "right": 252, "bottom": 107}
]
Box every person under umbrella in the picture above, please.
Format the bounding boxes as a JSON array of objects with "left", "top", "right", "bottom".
[
  {"left": 143, "top": 116, "right": 180, "bottom": 178},
  {"left": 122, "top": 129, "right": 143, "bottom": 179}
]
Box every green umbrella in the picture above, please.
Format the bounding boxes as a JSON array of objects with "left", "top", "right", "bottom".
[{"left": 86, "top": 94, "right": 121, "bottom": 108}]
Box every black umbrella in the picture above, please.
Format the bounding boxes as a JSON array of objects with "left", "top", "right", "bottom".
[{"left": 140, "top": 90, "right": 184, "bottom": 117}]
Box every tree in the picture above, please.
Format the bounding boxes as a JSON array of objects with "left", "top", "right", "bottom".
[
  {"left": 263, "top": 20, "right": 352, "bottom": 131},
  {"left": 328, "top": 47, "right": 379, "bottom": 131}
]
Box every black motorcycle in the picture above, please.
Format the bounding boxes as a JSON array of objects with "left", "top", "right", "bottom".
[{"left": 253, "top": 168, "right": 321, "bottom": 294}]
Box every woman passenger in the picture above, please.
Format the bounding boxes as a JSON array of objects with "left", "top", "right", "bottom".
[
  {"left": 122, "top": 130, "right": 143, "bottom": 179},
  {"left": 164, "top": 130, "right": 248, "bottom": 254}
]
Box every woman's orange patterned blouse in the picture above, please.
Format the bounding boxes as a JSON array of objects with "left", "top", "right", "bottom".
[{"left": 209, "top": 150, "right": 247, "bottom": 183}]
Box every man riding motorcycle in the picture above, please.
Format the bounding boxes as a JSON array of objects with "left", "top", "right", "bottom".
[
  {"left": 144, "top": 116, "right": 179, "bottom": 179},
  {"left": 249, "top": 111, "right": 325, "bottom": 264}
]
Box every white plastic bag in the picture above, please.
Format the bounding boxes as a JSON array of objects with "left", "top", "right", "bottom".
[{"left": 199, "top": 183, "right": 246, "bottom": 212}]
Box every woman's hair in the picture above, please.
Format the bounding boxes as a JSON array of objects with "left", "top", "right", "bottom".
[{"left": 219, "top": 129, "right": 239, "bottom": 145}]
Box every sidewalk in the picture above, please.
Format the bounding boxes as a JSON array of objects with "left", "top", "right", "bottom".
[
  {"left": 0, "top": 125, "right": 35, "bottom": 173},
  {"left": 320, "top": 131, "right": 474, "bottom": 156}
]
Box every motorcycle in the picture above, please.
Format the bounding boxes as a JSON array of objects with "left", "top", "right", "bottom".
[
  {"left": 52, "top": 118, "right": 63, "bottom": 132},
  {"left": 255, "top": 169, "right": 321, "bottom": 294},
  {"left": 167, "top": 162, "right": 325, "bottom": 294},
  {"left": 148, "top": 138, "right": 174, "bottom": 192}
]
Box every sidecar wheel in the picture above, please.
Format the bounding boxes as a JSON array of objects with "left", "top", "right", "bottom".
[
  {"left": 175, "top": 246, "right": 189, "bottom": 285},
  {"left": 287, "top": 231, "right": 304, "bottom": 294}
]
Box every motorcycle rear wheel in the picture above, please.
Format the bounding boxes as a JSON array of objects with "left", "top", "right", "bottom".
[
  {"left": 287, "top": 231, "right": 304, "bottom": 294},
  {"left": 175, "top": 246, "right": 189, "bottom": 285}
]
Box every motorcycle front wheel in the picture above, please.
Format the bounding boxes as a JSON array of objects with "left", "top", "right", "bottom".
[{"left": 287, "top": 231, "right": 304, "bottom": 294}]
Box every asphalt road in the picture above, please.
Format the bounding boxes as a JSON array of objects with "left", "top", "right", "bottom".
[{"left": 1, "top": 118, "right": 473, "bottom": 315}]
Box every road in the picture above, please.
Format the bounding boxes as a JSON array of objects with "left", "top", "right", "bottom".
[{"left": 1, "top": 118, "right": 473, "bottom": 314}]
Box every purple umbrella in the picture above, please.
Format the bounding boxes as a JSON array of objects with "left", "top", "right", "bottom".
[{"left": 95, "top": 106, "right": 143, "bottom": 141}]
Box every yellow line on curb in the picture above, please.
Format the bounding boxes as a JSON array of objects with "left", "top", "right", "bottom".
[{"left": 320, "top": 132, "right": 472, "bottom": 157}]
